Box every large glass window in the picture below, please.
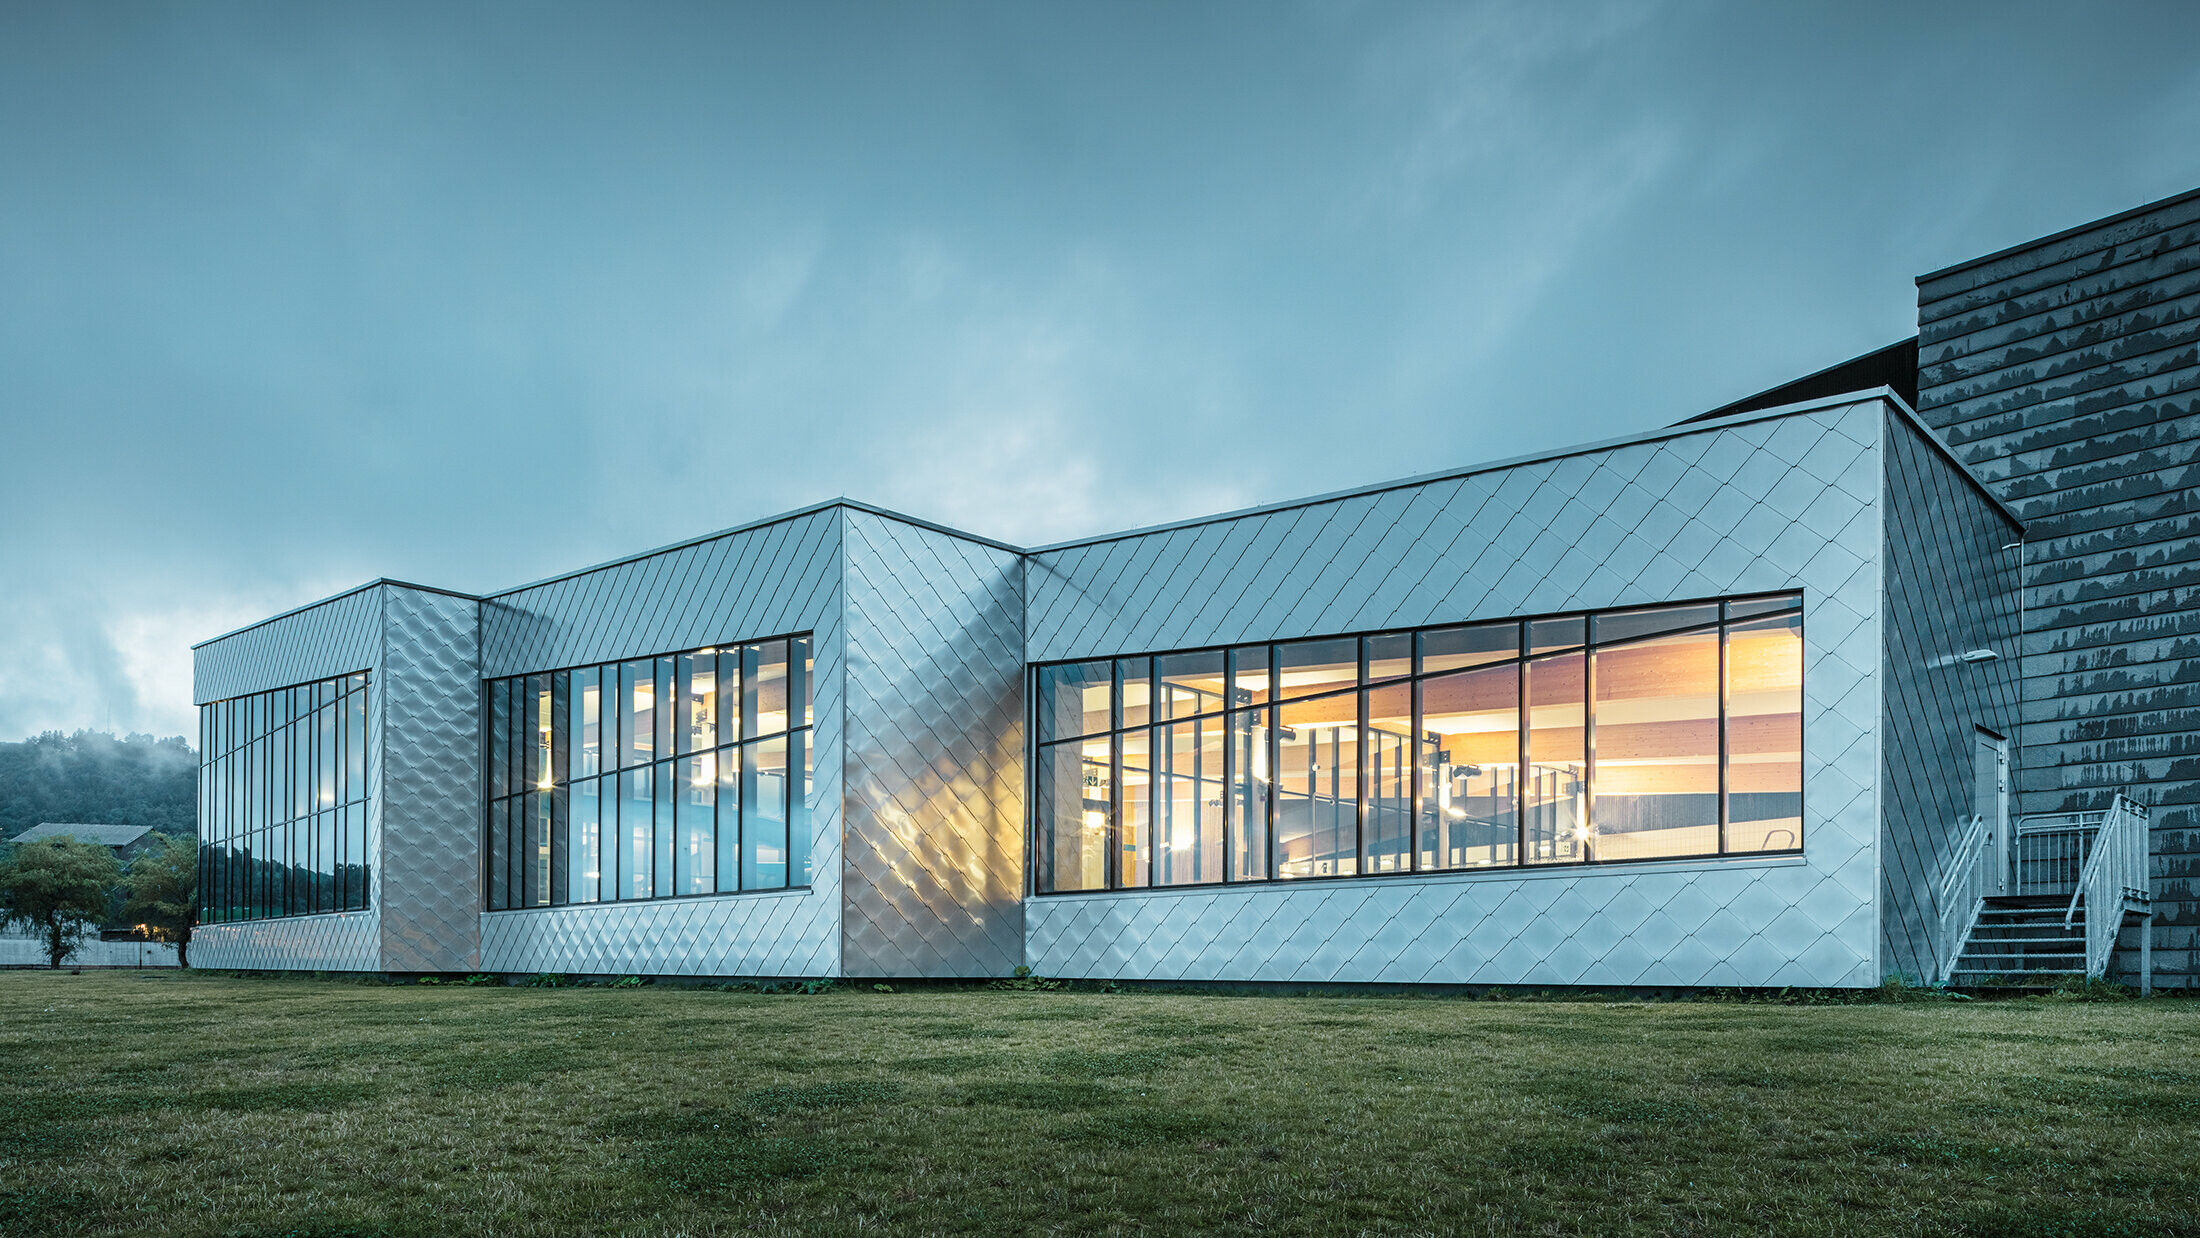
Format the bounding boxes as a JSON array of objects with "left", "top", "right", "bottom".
[
  {"left": 1725, "top": 610, "right": 1804, "bottom": 853},
  {"left": 1032, "top": 595, "right": 1803, "bottom": 894},
  {"left": 196, "top": 671, "right": 373, "bottom": 923},
  {"left": 483, "top": 634, "right": 814, "bottom": 911}
]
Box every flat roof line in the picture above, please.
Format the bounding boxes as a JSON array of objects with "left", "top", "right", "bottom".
[
  {"left": 1915, "top": 184, "right": 2200, "bottom": 287},
  {"left": 481, "top": 497, "right": 1023, "bottom": 601},
  {"left": 1024, "top": 390, "right": 1909, "bottom": 555},
  {"left": 190, "top": 578, "right": 479, "bottom": 651},
  {"left": 200, "top": 392, "right": 2013, "bottom": 648}
]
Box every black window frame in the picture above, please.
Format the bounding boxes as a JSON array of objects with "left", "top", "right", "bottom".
[{"left": 1029, "top": 592, "right": 1804, "bottom": 896}]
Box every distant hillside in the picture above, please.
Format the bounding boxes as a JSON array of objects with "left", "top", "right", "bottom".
[{"left": 0, "top": 731, "right": 197, "bottom": 841}]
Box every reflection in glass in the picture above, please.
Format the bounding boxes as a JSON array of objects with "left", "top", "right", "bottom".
[
  {"left": 622, "top": 765, "right": 652, "bottom": 900},
  {"left": 654, "top": 757, "right": 674, "bottom": 898},
  {"left": 490, "top": 678, "right": 511, "bottom": 798},
  {"left": 530, "top": 789, "right": 553, "bottom": 906},
  {"left": 1726, "top": 611, "right": 1803, "bottom": 852},
  {"left": 715, "top": 649, "right": 742, "bottom": 746},
  {"left": 1592, "top": 627, "right": 1719, "bottom": 861},
  {"left": 530, "top": 675, "right": 553, "bottom": 792},
  {"left": 1230, "top": 708, "right": 1269, "bottom": 880},
  {"left": 570, "top": 776, "right": 600, "bottom": 903},
  {"left": 794, "top": 635, "right": 815, "bottom": 730},
  {"left": 745, "top": 736, "right": 789, "bottom": 890},
  {"left": 1037, "top": 738, "right": 1110, "bottom": 892},
  {"left": 1118, "top": 658, "right": 1153, "bottom": 731},
  {"left": 678, "top": 653, "right": 717, "bottom": 756},
  {"left": 196, "top": 671, "right": 374, "bottom": 922},
  {"left": 789, "top": 728, "right": 812, "bottom": 887},
  {"left": 1366, "top": 633, "right": 1413, "bottom": 683},
  {"left": 751, "top": 640, "right": 790, "bottom": 737},
  {"left": 1597, "top": 604, "right": 1720, "bottom": 646},
  {"left": 653, "top": 658, "right": 674, "bottom": 764},
  {"left": 1420, "top": 622, "right": 1519, "bottom": 675},
  {"left": 1037, "top": 660, "right": 1111, "bottom": 743},
  {"left": 1229, "top": 646, "right": 1271, "bottom": 708},
  {"left": 1277, "top": 691, "right": 1357, "bottom": 878},
  {"left": 1154, "top": 716, "right": 1225, "bottom": 885},
  {"left": 716, "top": 753, "right": 742, "bottom": 894},
  {"left": 677, "top": 753, "right": 715, "bottom": 895},
  {"left": 1117, "top": 728, "right": 1152, "bottom": 887},
  {"left": 1157, "top": 651, "right": 1227, "bottom": 721},
  {"left": 317, "top": 808, "right": 338, "bottom": 907},
  {"left": 621, "top": 660, "right": 653, "bottom": 769},
  {"left": 1727, "top": 593, "right": 1803, "bottom": 622},
  {"left": 488, "top": 797, "right": 507, "bottom": 909},
  {"left": 1364, "top": 683, "right": 1411, "bottom": 872},
  {"left": 346, "top": 801, "right": 368, "bottom": 909},
  {"left": 1525, "top": 652, "right": 1585, "bottom": 864},
  {"left": 1419, "top": 665, "right": 1518, "bottom": 869},
  {"left": 1529, "top": 616, "right": 1587, "bottom": 655},
  {"left": 572, "top": 668, "right": 602, "bottom": 779},
  {"left": 477, "top": 634, "right": 818, "bottom": 910},
  {"left": 1277, "top": 638, "right": 1357, "bottom": 702}
]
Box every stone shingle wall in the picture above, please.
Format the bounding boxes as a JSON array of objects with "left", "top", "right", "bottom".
[{"left": 1916, "top": 187, "right": 2200, "bottom": 987}]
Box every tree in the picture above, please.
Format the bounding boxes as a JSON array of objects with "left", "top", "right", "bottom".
[
  {"left": 124, "top": 834, "right": 199, "bottom": 968},
  {"left": 0, "top": 838, "right": 124, "bottom": 968}
]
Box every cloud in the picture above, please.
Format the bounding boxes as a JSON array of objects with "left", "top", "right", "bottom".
[{"left": 5, "top": 0, "right": 2197, "bottom": 749}]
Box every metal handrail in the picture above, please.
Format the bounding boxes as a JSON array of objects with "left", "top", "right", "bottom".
[
  {"left": 2064, "top": 793, "right": 2151, "bottom": 977},
  {"left": 1935, "top": 813, "right": 1991, "bottom": 986},
  {"left": 2016, "top": 810, "right": 2102, "bottom": 834}
]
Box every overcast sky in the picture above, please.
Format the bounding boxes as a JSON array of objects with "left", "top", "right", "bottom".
[{"left": 4, "top": 0, "right": 2197, "bottom": 744}]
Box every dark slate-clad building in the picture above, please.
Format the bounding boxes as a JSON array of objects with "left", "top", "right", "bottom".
[
  {"left": 1916, "top": 187, "right": 2199, "bottom": 989},
  {"left": 188, "top": 187, "right": 2195, "bottom": 990}
]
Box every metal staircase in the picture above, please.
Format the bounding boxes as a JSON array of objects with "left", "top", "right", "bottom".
[
  {"left": 1947, "top": 898, "right": 2089, "bottom": 984},
  {"left": 1935, "top": 792, "right": 2153, "bottom": 992}
]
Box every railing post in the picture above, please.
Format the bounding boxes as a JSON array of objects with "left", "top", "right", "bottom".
[{"left": 2140, "top": 913, "right": 2153, "bottom": 997}]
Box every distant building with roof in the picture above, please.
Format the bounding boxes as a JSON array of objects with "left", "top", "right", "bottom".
[
  {"left": 0, "top": 823, "right": 180, "bottom": 968},
  {"left": 8, "top": 823, "right": 163, "bottom": 861}
]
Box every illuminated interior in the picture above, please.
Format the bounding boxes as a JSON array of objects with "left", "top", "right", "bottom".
[{"left": 1034, "top": 595, "right": 1803, "bottom": 894}]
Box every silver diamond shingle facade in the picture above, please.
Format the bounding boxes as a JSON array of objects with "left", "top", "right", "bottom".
[
  {"left": 476, "top": 509, "right": 848, "bottom": 978},
  {"left": 840, "top": 509, "right": 1026, "bottom": 978},
  {"left": 189, "top": 398, "right": 2031, "bottom": 985},
  {"left": 1023, "top": 398, "right": 1916, "bottom": 988},
  {"left": 193, "top": 583, "right": 391, "bottom": 971}
]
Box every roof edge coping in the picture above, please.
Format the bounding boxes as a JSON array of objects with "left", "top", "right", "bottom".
[
  {"left": 1025, "top": 390, "right": 1913, "bottom": 555},
  {"left": 190, "top": 578, "right": 478, "bottom": 651},
  {"left": 1915, "top": 184, "right": 2200, "bottom": 287},
  {"left": 479, "top": 498, "right": 1022, "bottom": 602}
]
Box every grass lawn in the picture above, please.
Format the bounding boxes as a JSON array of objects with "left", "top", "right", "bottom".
[{"left": 1, "top": 973, "right": 2195, "bottom": 1237}]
